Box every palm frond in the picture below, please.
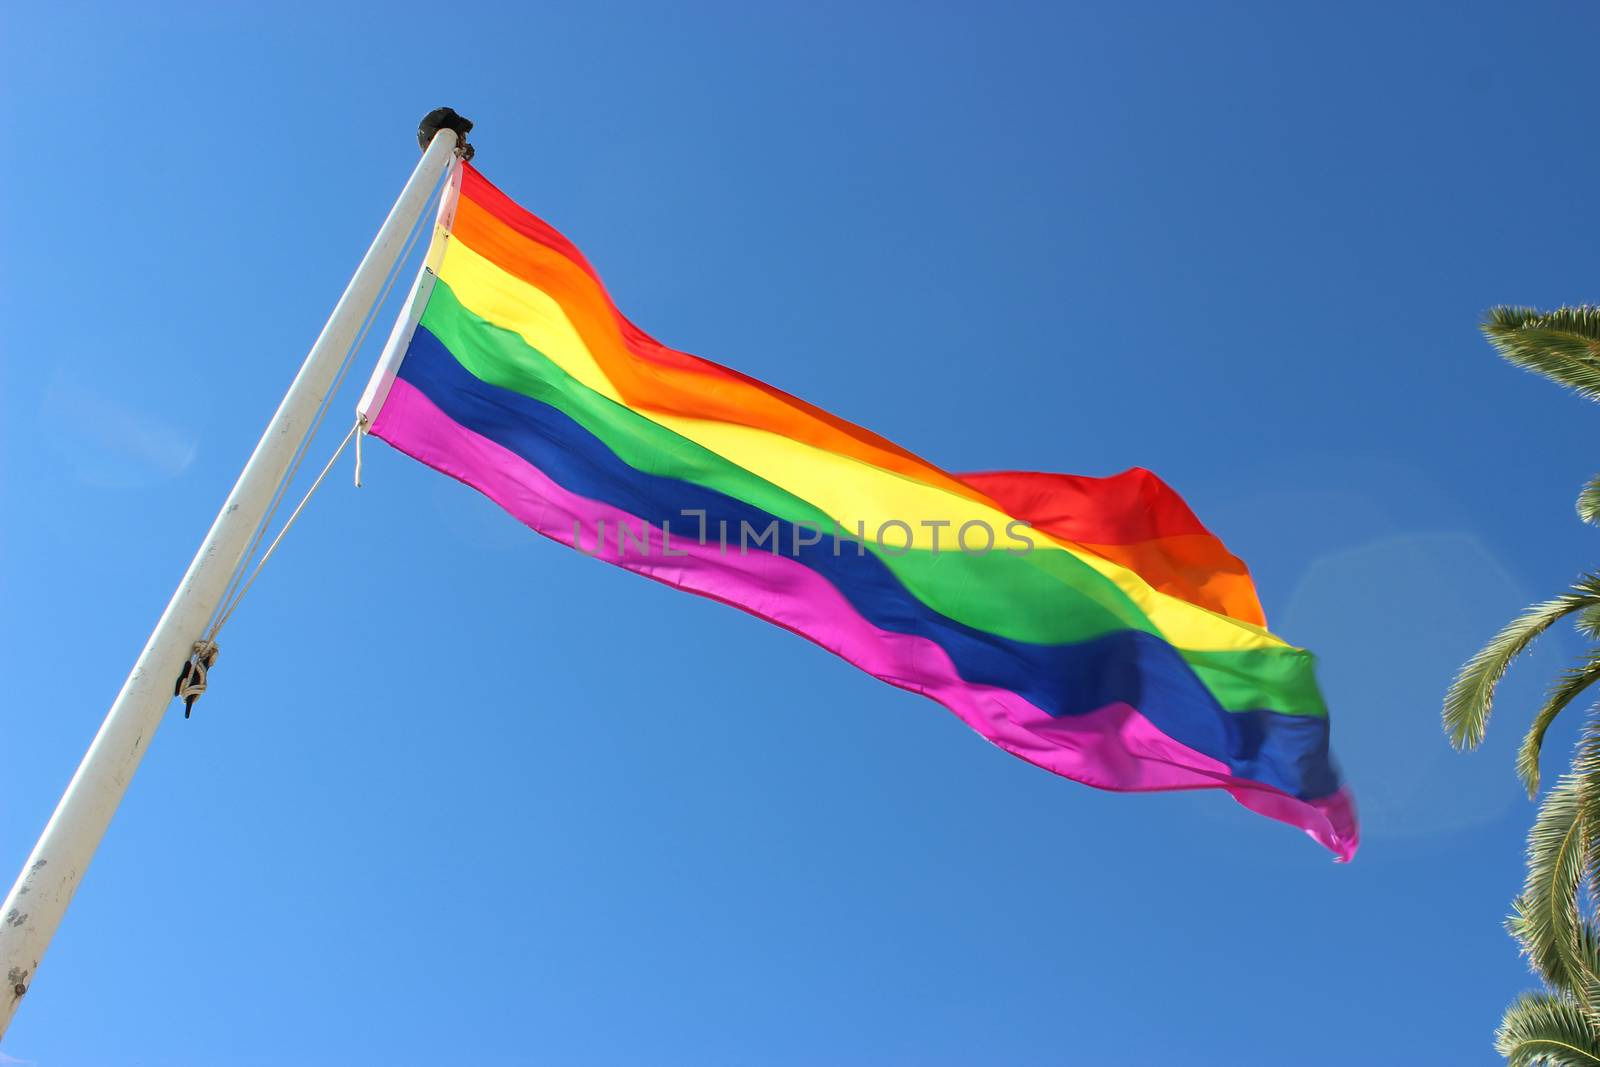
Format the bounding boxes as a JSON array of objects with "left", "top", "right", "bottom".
[
  {"left": 1576, "top": 607, "right": 1600, "bottom": 641},
  {"left": 1446, "top": 574, "right": 1600, "bottom": 750},
  {"left": 1576, "top": 926, "right": 1600, "bottom": 1029},
  {"left": 1579, "top": 477, "right": 1600, "bottom": 527},
  {"left": 1573, "top": 717, "right": 1600, "bottom": 911},
  {"left": 1519, "top": 653, "right": 1600, "bottom": 796},
  {"left": 1484, "top": 306, "right": 1600, "bottom": 402},
  {"left": 1508, "top": 908, "right": 1600, "bottom": 1016},
  {"left": 1508, "top": 778, "right": 1594, "bottom": 996},
  {"left": 1497, "top": 991, "right": 1600, "bottom": 1066}
]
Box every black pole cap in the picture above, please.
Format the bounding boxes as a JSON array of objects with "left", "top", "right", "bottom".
[{"left": 419, "top": 107, "right": 474, "bottom": 160}]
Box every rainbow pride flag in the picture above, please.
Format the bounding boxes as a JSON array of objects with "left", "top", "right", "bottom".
[{"left": 359, "top": 162, "right": 1358, "bottom": 860}]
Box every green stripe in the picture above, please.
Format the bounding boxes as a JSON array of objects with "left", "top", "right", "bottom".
[{"left": 417, "top": 280, "right": 1325, "bottom": 718}]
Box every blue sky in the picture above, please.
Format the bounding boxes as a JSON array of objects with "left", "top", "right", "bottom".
[{"left": 3, "top": 2, "right": 1598, "bottom": 1063}]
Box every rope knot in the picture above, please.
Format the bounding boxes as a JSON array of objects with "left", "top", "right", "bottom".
[{"left": 175, "top": 641, "right": 219, "bottom": 718}]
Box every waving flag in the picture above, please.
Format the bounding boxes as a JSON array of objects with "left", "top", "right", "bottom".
[{"left": 359, "top": 162, "right": 1357, "bottom": 860}]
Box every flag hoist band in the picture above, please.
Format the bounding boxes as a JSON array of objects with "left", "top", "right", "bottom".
[{"left": 359, "top": 158, "right": 1358, "bottom": 861}]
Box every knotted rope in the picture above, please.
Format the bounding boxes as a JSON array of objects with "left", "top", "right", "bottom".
[{"left": 175, "top": 641, "right": 219, "bottom": 718}]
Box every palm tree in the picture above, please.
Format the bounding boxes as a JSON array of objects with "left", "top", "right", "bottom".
[{"left": 1446, "top": 306, "right": 1600, "bottom": 1064}]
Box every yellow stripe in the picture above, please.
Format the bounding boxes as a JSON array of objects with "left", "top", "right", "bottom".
[{"left": 433, "top": 239, "right": 1285, "bottom": 653}]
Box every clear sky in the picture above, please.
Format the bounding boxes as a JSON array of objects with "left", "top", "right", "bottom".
[{"left": 3, "top": 2, "right": 1598, "bottom": 1063}]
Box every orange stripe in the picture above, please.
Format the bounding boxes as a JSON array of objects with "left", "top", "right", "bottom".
[
  {"left": 1079, "top": 537, "right": 1264, "bottom": 627},
  {"left": 451, "top": 191, "right": 988, "bottom": 500}
]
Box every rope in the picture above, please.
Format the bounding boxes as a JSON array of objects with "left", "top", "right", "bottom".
[
  {"left": 200, "top": 208, "right": 425, "bottom": 644},
  {"left": 179, "top": 170, "right": 437, "bottom": 717},
  {"left": 174, "top": 418, "right": 363, "bottom": 718},
  {"left": 205, "top": 419, "right": 362, "bottom": 640}
]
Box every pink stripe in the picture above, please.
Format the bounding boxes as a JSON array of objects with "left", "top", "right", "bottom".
[{"left": 374, "top": 378, "right": 1359, "bottom": 861}]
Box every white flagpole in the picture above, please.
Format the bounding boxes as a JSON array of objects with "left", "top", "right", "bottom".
[{"left": 0, "top": 120, "right": 464, "bottom": 1038}]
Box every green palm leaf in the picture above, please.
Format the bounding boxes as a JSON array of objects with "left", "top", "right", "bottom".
[
  {"left": 1579, "top": 476, "right": 1600, "bottom": 527},
  {"left": 1576, "top": 927, "right": 1600, "bottom": 1028},
  {"left": 1507, "top": 778, "right": 1594, "bottom": 995},
  {"left": 1507, "top": 909, "right": 1600, "bottom": 1014},
  {"left": 1483, "top": 306, "right": 1600, "bottom": 402},
  {"left": 1446, "top": 575, "right": 1600, "bottom": 750},
  {"left": 1573, "top": 718, "right": 1600, "bottom": 913},
  {"left": 1519, "top": 653, "right": 1600, "bottom": 797},
  {"left": 1498, "top": 992, "right": 1600, "bottom": 1066},
  {"left": 1575, "top": 606, "right": 1600, "bottom": 641}
]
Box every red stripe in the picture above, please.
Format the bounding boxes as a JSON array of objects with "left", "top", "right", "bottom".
[{"left": 960, "top": 469, "right": 1264, "bottom": 625}]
